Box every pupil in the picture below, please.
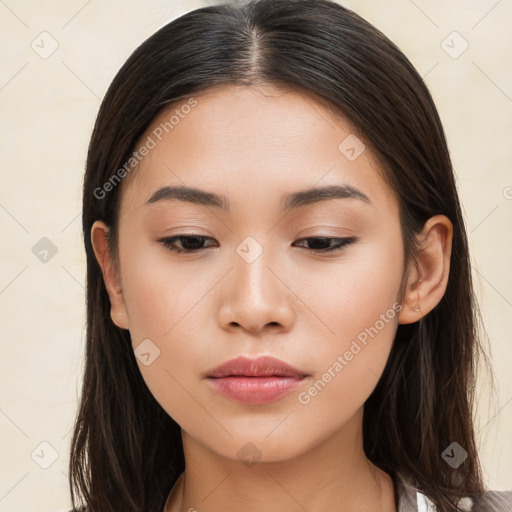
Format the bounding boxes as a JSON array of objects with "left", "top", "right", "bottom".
[
  {"left": 309, "top": 238, "right": 329, "bottom": 250},
  {"left": 183, "top": 236, "right": 203, "bottom": 250}
]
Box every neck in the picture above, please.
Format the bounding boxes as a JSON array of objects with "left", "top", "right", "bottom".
[{"left": 165, "top": 408, "right": 396, "bottom": 512}]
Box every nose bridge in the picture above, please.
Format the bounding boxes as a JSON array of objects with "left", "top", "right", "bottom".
[
  {"left": 217, "top": 234, "right": 294, "bottom": 332},
  {"left": 233, "top": 234, "right": 280, "bottom": 303}
]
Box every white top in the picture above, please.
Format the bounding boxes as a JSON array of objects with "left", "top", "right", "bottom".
[{"left": 395, "top": 472, "right": 512, "bottom": 511}]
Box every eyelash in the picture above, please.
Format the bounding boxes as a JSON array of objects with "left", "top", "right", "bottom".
[{"left": 156, "top": 235, "right": 357, "bottom": 254}]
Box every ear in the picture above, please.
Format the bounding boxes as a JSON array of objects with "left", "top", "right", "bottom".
[
  {"left": 90, "top": 220, "right": 130, "bottom": 330},
  {"left": 398, "top": 215, "right": 453, "bottom": 325}
]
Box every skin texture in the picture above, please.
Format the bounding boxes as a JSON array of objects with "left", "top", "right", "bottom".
[{"left": 91, "top": 85, "right": 453, "bottom": 512}]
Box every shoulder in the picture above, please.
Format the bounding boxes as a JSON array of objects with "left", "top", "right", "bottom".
[{"left": 470, "top": 489, "right": 512, "bottom": 511}]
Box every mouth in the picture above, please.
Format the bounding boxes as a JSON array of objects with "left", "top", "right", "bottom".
[{"left": 205, "top": 355, "right": 309, "bottom": 405}]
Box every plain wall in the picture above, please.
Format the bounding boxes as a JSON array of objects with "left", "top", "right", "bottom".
[{"left": 0, "top": 1, "right": 510, "bottom": 510}]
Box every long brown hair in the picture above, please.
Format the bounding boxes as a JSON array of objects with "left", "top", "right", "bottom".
[{"left": 71, "top": 1, "right": 489, "bottom": 510}]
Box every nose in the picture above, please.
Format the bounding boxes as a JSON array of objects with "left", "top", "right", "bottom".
[{"left": 216, "top": 244, "right": 295, "bottom": 335}]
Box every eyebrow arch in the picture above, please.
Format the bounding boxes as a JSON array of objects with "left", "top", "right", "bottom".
[
  {"left": 282, "top": 184, "right": 371, "bottom": 210},
  {"left": 145, "top": 185, "right": 228, "bottom": 209},
  {"left": 144, "top": 184, "right": 371, "bottom": 211}
]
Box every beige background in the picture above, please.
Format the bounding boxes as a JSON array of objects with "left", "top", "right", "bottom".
[{"left": 0, "top": 1, "right": 511, "bottom": 510}]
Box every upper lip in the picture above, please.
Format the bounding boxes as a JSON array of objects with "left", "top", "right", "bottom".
[{"left": 206, "top": 356, "right": 308, "bottom": 379}]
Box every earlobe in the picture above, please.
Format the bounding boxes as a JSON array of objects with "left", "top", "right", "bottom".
[
  {"left": 90, "top": 220, "right": 130, "bottom": 330},
  {"left": 398, "top": 215, "right": 453, "bottom": 325}
]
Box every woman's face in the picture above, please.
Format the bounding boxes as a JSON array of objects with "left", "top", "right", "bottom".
[{"left": 104, "top": 84, "right": 407, "bottom": 462}]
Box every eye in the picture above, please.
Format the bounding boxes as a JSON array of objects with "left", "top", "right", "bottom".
[
  {"left": 156, "top": 235, "right": 217, "bottom": 254},
  {"left": 157, "top": 235, "right": 357, "bottom": 254},
  {"left": 292, "top": 236, "right": 357, "bottom": 253}
]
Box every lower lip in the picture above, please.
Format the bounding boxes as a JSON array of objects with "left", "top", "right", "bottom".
[{"left": 207, "top": 376, "right": 305, "bottom": 405}]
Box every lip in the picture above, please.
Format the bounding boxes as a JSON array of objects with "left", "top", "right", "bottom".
[
  {"left": 205, "top": 356, "right": 309, "bottom": 405},
  {"left": 206, "top": 355, "right": 307, "bottom": 379}
]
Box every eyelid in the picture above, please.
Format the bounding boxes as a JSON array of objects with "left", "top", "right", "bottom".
[{"left": 295, "top": 224, "right": 356, "bottom": 237}]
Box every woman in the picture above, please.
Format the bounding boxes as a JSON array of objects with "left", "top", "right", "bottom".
[{"left": 69, "top": 0, "right": 512, "bottom": 510}]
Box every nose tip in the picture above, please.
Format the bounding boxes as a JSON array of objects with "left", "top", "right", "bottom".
[{"left": 217, "top": 259, "right": 295, "bottom": 335}]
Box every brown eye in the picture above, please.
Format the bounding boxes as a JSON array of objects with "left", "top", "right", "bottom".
[
  {"left": 293, "top": 236, "right": 357, "bottom": 253},
  {"left": 157, "top": 235, "right": 217, "bottom": 254}
]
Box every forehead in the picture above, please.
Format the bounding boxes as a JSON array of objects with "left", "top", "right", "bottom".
[{"left": 118, "top": 84, "right": 395, "bottom": 215}]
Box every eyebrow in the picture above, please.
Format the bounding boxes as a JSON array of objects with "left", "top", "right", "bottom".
[{"left": 144, "top": 184, "right": 371, "bottom": 211}]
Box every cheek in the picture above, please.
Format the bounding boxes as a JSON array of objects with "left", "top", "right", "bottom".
[
  {"left": 292, "top": 234, "right": 403, "bottom": 406},
  {"left": 119, "top": 241, "right": 210, "bottom": 342},
  {"left": 294, "top": 232, "right": 403, "bottom": 347},
  {"left": 117, "top": 243, "right": 218, "bottom": 426}
]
